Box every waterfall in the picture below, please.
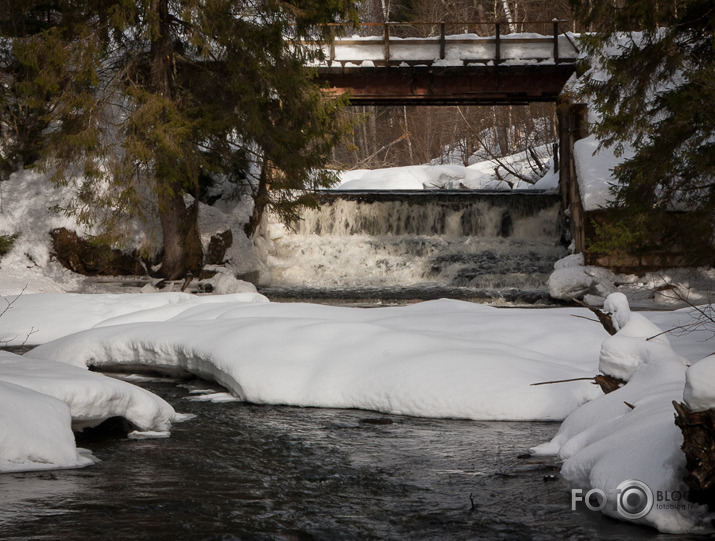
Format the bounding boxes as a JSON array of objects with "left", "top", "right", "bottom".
[{"left": 261, "top": 192, "right": 567, "bottom": 301}]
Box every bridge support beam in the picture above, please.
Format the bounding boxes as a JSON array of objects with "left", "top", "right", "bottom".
[{"left": 318, "top": 64, "right": 577, "bottom": 106}]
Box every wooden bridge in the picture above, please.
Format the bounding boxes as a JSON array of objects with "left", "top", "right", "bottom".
[{"left": 309, "top": 21, "right": 580, "bottom": 106}]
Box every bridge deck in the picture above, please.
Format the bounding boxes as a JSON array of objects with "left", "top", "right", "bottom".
[{"left": 310, "top": 21, "right": 579, "bottom": 105}]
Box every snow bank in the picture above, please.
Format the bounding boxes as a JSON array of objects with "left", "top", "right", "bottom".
[
  {"left": 335, "top": 163, "right": 511, "bottom": 191},
  {"left": 0, "top": 349, "right": 181, "bottom": 473},
  {"left": 0, "top": 291, "right": 268, "bottom": 346},
  {"left": 335, "top": 150, "right": 557, "bottom": 191},
  {"left": 0, "top": 351, "right": 177, "bottom": 431},
  {"left": 0, "top": 169, "right": 93, "bottom": 295},
  {"left": 26, "top": 297, "right": 608, "bottom": 421},
  {"left": 0, "top": 380, "right": 96, "bottom": 473},
  {"left": 532, "top": 293, "right": 713, "bottom": 533},
  {"left": 7, "top": 293, "right": 710, "bottom": 425}
]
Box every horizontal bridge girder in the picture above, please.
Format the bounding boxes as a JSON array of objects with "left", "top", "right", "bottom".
[{"left": 316, "top": 64, "right": 577, "bottom": 106}]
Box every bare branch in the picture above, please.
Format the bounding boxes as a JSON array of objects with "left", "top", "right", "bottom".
[
  {"left": 0, "top": 284, "right": 27, "bottom": 320},
  {"left": 531, "top": 376, "right": 595, "bottom": 386}
]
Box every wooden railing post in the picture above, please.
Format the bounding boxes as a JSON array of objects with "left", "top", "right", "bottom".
[
  {"left": 495, "top": 22, "right": 501, "bottom": 64},
  {"left": 384, "top": 23, "right": 390, "bottom": 63},
  {"left": 439, "top": 23, "right": 446, "bottom": 60},
  {"left": 329, "top": 26, "right": 335, "bottom": 65},
  {"left": 553, "top": 19, "right": 559, "bottom": 63}
]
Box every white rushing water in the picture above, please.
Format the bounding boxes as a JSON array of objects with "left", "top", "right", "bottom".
[{"left": 263, "top": 192, "right": 568, "bottom": 292}]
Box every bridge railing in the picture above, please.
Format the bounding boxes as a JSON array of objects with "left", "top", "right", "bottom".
[{"left": 304, "top": 20, "right": 579, "bottom": 68}]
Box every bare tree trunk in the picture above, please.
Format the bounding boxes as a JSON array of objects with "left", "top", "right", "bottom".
[
  {"left": 403, "top": 106, "right": 413, "bottom": 163},
  {"left": 361, "top": 106, "right": 370, "bottom": 160},
  {"left": 501, "top": 1, "right": 517, "bottom": 33},
  {"left": 368, "top": 106, "right": 377, "bottom": 155},
  {"left": 380, "top": 0, "right": 391, "bottom": 21}
]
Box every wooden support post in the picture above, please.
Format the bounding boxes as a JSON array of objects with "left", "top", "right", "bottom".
[
  {"left": 495, "top": 22, "right": 501, "bottom": 64},
  {"left": 553, "top": 142, "right": 559, "bottom": 173},
  {"left": 558, "top": 99, "right": 589, "bottom": 253},
  {"left": 439, "top": 23, "right": 446, "bottom": 60}
]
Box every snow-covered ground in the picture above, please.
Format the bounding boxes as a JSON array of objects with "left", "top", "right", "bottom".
[
  {"left": 335, "top": 147, "right": 559, "bottom": 191},
  {"left": 0, "top": 168, "right": 270, "bottom": 295},
  {"left": 0, "top": 287, "right": 712, "bottom": 534}
]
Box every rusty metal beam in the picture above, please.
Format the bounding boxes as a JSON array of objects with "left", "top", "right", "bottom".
[{"left": 316, "top": 64, "right": 577, "bottom": 106}]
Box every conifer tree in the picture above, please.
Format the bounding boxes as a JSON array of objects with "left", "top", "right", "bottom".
[
  {"left": 571, "top": 0, "right": 714, "bottom": 262},
  {"left": 1, "top": 0, "right": 356, "bottom": 278}
]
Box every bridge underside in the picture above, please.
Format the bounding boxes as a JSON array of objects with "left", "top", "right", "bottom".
[{"left": 316, "top": 64, "right": 576, "bottom": 106}]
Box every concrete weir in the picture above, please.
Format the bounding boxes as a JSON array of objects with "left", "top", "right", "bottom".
[{"left": 261, "top": 190, "right": 568, "bottom": 303}]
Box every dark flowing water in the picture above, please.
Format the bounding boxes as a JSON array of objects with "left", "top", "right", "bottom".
[{"left": 0, "top": 380, "right": 684, "bottom": 540}]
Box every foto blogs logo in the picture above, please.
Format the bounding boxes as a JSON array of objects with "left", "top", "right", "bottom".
[{"left": 572, "top": 480, "right": 655, "bottom": 520}]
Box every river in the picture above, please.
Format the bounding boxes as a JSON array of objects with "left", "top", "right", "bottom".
[{"left": 0, "top": 378, "right": 673, "bottom": 540}]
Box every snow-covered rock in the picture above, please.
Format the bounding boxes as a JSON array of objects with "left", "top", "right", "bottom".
[
  {"left": 554, "top": 253, "right": 585, "bottom": 270},
  {"left": 201, "top": 267, "right": 262, "bottom": 296},
  {"left": 683, "top": 355, "right": 715, "bottom": 412},
  {"left": 548, "top": 262, "right": 617, "bottom": 301},
  {"left": 548, "top": 266, "right": 595, "bottom": 299}
]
